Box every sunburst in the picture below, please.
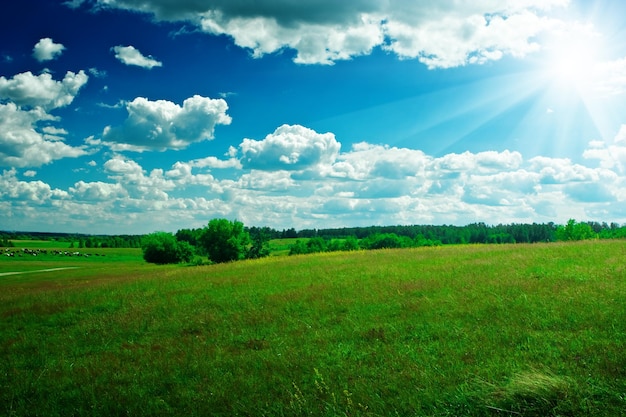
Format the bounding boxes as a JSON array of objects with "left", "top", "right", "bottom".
[{"left": 542, "top": 24, "right": 607, "bottom": 94}]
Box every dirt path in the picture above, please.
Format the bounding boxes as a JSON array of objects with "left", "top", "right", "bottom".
[{"left": 0, "top": 267, "right": 81, "bottom": 277}]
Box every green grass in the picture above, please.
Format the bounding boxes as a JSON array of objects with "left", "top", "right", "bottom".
[
  {"left": 268, "top": 238, "right": 302, "bottom": 256},
  {"left": 1, "top": 241, "right": 625, "bottom": 416},
  {"left": 0, "top": 247, "right": 144, "bottom": 275}
]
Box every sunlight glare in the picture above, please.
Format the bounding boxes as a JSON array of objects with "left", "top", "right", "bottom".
[
  {"left": 544, "top": 28, "right": 606, "bottom": 93},
  {"left": 551, "top": 44, "right": 594, "bottom": 87}
]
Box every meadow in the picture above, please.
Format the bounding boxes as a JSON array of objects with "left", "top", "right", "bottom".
[{"left": 1, "top": 241, "right": 625, "bottom": 416}]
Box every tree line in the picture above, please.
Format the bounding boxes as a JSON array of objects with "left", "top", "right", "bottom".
[
  {"left": 4, "top": 219, "right": 626, "bottom": 265},
  {"left": 142, "top": 219, "right": 626, "bottom": 264},
  {"left": 0, "top": 232, "right": 142, "bottom": 248}
]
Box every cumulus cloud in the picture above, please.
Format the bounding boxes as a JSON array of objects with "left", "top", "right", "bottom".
[
  {"left": 238, "top": 170, "right": 296, "bottom": 192},
  {"left": 33, "top": 38, "right": 66, "bottom": 61},
  {"left": 191, "top": 155, "right": 241, "bottom": 169},
  {"left": 0, "top": 103, "right": 87, "bottom": 167},
  {"left": 0, "top": 70, "right": 89, "bottom": 167},
  {"left": 384, "top": 9, "right": 547, "bottom": 68},
  {"left": 0, "top": 168, "right": 68, "bottom": 202},
  {"left": 201, "top": 11, "right": 384, "bottom": 65},
  {"left": 6, "top": 119, "right": 626, "bottom": 233},
  {"left": 70, "top": 180, "right": 128, "bottom": 201},
  {"left": 99, "top": 95, "right": 231, "bottom": 151},
  {"left": 238, "top": 124, "right": 340, "bottom": 170},
  {"left": 0, "top": 70, "right": 88, "bottom": 110},
  {"left": 331, "top": 143, "right": 429, "bottom": 180},
  {"left": 84, "top": 0, "right": 569, "bottom": 67},
  {"left": 583, "top": 125, "right": 626, "bottom": 173},
  {"left": 529, "top": 156, "right": 601, "bottom": 184},
  {"left": 103, "top": 155, "right": 174, "bottom": 200},
  {"left": 112, "top": 45, "right": 163, "bottom": 68}
]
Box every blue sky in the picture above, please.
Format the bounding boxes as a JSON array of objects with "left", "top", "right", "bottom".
[{"left": 1, "top": 0, "right": 626, "bottom": 234}]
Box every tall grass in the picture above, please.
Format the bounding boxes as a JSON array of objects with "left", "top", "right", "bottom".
[{"left": 1, "top": 241, "right": 625, "bottom": 416}]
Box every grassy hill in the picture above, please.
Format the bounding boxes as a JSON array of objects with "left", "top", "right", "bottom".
[{"left": 1, "top": 241, "right": 625, "bottom": 416}]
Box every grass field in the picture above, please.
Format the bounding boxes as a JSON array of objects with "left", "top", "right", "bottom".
[
  {"left": 268, "top": 238, "right": 301, "bottom": 256},
  {"left": 1, "top": 241, "right": 625, "bottom": 416}
]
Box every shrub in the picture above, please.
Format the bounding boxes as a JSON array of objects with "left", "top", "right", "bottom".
[
  {"left": 289, "top": 240, "right": 308, "bottom": 255},
  {"left": 200, "top": 219, "right": 251, "bottom": 263},
  {"left": 142, "top": 232, "right": 194, "bottom": 264}
]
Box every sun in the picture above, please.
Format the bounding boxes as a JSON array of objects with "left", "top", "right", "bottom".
[
  {"left": 549, "top": 44, "right": 595, "bottom": 88},
  {"left": 542, "top": 26, "right": 607, "bottom": 93}
]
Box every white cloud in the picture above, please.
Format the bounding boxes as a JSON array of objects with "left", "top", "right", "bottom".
[
  {"left": 384, "top": 10, "right": 548, "bottom": 69},
  {"left": 42, "top": 126, "right": 68, "bottom": 135},
  {"left": 530, "top": 156, "right": 601, "bottom": 183},
  {"left": 88, "top": 67, "right": 107, "bottom": 78},
  {"left": 0, "top": 70, "right": 88, "bottom": 110},
  {"left": 191, "top": 155, "right": 241, "bottom": 169},
  {"left": 103, "top": 155, "right": 174, "bottom": 200},
  {"left": 201, "top": 11, "right": 384, "bottom": 65},
  {"left": 32, "top": 38, "right": 65, "bottom": 62},
  {"left": 0, "top": 103, "right": 87, "bottom": 167},
  {"left": 103, "top": 155, "right": 145, "bottom": 177},
  {"left": 237, "top": 170, "right": 296, "bottom": 192},
  {"left": 238, "top": 124, "right": 340, "bottom": 170},
  {"left": 0, "top": 168, "right": 68, "bottom": 202},
  {"left": 0, "top": 70, "right": 89, "bottom": 167},
  {"left": 582, "top": 125, "right": 626, "bottom": 173},
  {"left": 112, "top": 45, "right": 163, "bottom": 69},
  {"left": 6, "top": 117, "right": 626, "bottom": 233},
  {"left": 462, "top": 170, "right": 539, "bottom": 206},
  {"left": 331, "top": 143, "right": 429, "bottom": 180},
  {"left": 87, "top": 0, "right": 570, "bottom": 67},
  {"left": 100, "top": 95, "right": 231, "bottom": 151},
  {"left": 70, "top": 180, "right": 128, "bottom": 201}
]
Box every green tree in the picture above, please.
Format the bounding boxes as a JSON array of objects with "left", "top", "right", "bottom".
[
  {"left": 306, "top": 237, "right": 327, "bottom": 253},
  {"left": 200, "top": 219, "right": 251, "bottom": 263},
  {"left": 142, "top": 232, "right": 194, "bottom": 264},
  {"left": 288, "top": 240, "right": 308, "bottom": 255},
  {"left": 556, "top": 219, "right": 596, "bottom": 241},
  {"left": 341, "top": 236, "right": 360, "bottom": 251},
  {"left": 0, "top": 236, "right": 14, "bottom": 247},
  {"left": 360, "top": 233, "right": 404, "bottom": 250},
  {"left": 247, "top": 227, "right": 271, "bottom": 259}
]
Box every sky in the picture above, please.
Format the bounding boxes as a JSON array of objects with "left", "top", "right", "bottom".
[{"left": 1, "top": 0, "right": 626, "bottom": 235}]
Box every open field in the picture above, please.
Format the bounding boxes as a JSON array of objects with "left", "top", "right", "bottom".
[
  {"left": 268, "top": 238, "right": 300, "bottom": 256},
  {"left": 1, "top": 241, "right": 625, "bottom": 416}
]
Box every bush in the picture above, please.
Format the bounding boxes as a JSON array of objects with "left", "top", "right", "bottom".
[
  {"left": 289, "top": 240, "right": 308, "bottom": 255},
  {"left": 360, "top": 233, "right": 405, "bottom": 250},
  {"left": 142, "top": 232, "right": 194, "bottom": 264},
  {"left": 200, "top": 219, "right": 251, "bottom": 263}
]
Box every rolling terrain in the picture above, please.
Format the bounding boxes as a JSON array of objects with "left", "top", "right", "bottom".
[{"left": 1, "top": 241, "right": 625, "bottom": 416}]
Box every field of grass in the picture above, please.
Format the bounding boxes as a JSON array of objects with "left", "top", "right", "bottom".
[
  {"left": 1, "top": 241, "right": 625, "bottom": 416},
  {"left": 268, "top": 238, "right": 301, "bottom": 256},
  {"left": 0, "top": 246, "right": 144, "bottom": 276}
]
